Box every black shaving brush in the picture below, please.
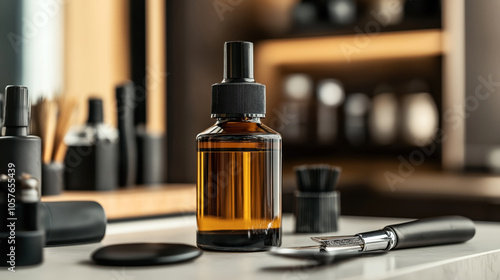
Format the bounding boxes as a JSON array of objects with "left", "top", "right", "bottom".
[
  {"left": 294, "top": 164, "right": 342, "bottom": 233},
  {"left": 295, "top": 164, "right": 341, "bottom": 192}
]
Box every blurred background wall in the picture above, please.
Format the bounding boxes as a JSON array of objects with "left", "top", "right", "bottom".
[{"left": 2, "top": 0, "right": 500, "bottom": 220}]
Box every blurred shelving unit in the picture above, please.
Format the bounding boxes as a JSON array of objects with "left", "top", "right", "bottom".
[
  {"left": 255, "top": 29, "right": 444, "bottom": 117},
  {"left": 255, "top": 28, "right": 445, "bottom": 167},
  {"left": 256, "top": 29, "right": 443, "bottom": 64},
  {"left": 253, "top": 1, "right": 500, "bottom": 221}
]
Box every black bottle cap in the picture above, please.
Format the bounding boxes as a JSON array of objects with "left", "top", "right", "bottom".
[
  {"left": 3, "top": 85, "right": 29, "bottom": 128},
  {"left": 87, "top": 98, "right": 104, "bottom": 124},
  {"left": 211, "top": 41, "right": 265, "bottom": 118},
  {"left": 223, "top": 41, "right": 254, "bottom": 83}
]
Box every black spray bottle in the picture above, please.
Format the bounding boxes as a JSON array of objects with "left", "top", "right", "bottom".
[
  {"left": 0, "top": 86, "right": 41, "bottom": 181},
  {"left": 64, "top": 98, "right": 119, "bottom": 191},
  {"left": 196, "top": 42, "right": 282, "bottom": 251},
  {"left": 0, "top": 85, "right": 44, "bottom": 267}
]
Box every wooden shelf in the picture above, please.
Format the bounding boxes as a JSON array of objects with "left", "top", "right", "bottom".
[
  {"left": 256, "top": 29, "right": 443, "bottom": 66},
  {"left": 42, "top": 184, "right": 196, "bottom": 220}
]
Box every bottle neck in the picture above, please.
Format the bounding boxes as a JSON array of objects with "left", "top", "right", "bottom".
[
  {"left": 216, "top": 117, "right": 261, "bottom": 124},
  {"left": 3, "top": 126, "right": 28, "bottom": 136}
]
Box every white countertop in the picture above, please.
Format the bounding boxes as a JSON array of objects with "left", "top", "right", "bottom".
[{"left": 3, "top": 215, "right": 500, "bottom": 280}]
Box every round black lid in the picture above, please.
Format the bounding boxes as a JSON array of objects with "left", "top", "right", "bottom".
[
  {"left": 211, "top": 41, "right": 266, "bottom": 118},
  {"left": 91, "top": 243, "right": 203, "bottom": 266},
  {"left": 3, "top": 85, "right": 29, "bottom": 128},
  {"left": 87, "top": 98, "right": 104, "bottom": 124}
]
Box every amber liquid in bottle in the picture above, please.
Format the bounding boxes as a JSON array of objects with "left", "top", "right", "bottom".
[{"left": 197, "top": 118, "right": 282, "bottom": 251}]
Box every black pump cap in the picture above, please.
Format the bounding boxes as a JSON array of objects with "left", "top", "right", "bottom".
[
  {"left": 87, "top": 98, "right": 104, "bottom": 124},
  {"left": 3, "top": 85, "right": 30, "bottom": 128},
  {"left": 212, "top": 41, "right": 266, "bottom": 118}
]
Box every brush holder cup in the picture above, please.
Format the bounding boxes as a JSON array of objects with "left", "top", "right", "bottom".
[
  {"left": 294, "top": 190, "right": 340, "bottom": 233},
  {"left": 42, "top": 162, "right": 64, "bottom": 196}
]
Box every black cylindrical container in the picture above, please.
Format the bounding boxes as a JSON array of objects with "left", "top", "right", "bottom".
[
  {"left": 136, "top": 126, "right": 165, "bottom": 185},
  {"left": 41, "top": 201, "right": 106, "bottom": 246},
  {"left": 64, "top": 143, "right": 118, "bottom": 191}
]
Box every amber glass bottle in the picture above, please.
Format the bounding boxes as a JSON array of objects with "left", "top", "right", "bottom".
[{"left": 196, "top": 42, "right": 282, "bottom": 251}]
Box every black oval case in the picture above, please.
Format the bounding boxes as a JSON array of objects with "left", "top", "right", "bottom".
[{"left": 91, "top": 243, "right": 203, "bottom": 266}]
